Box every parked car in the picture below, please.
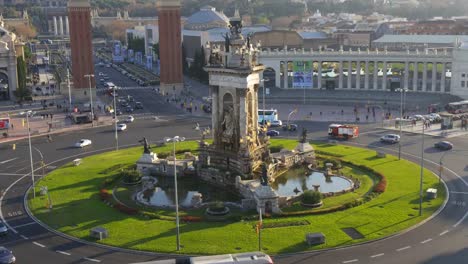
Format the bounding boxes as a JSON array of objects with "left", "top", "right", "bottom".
[
  {"left": 117, "top": 123, "right": 127, "bottom": 131},
  {"left": 74, "top": 139, "right": 92, "bottom": 148},
  {"left": 0, "top": 247, "right": 15, "bottom": 264},
  {"left": 135, "top": 102, "right": 143, "bottom": 109},
  {"left": 428, "top": 113, "right": 441, "bottom": 122},
  {"left": 380, "top": 134, "right": 400, "bottom": 144},
  {"left": 434, "top": 141, "right": 453, "bottom": 150},
  {"left": 282, "top": 124, "right": 298, "bottom": 131},
  {"left": 0, "top": 222, "right": 7, "bottom": 236},
  {"left": 410, "top": 115, "right": 424, "bottom": 121},
  {"left": 266, "top": 130, "right": 280, "bottom": 137},
  {"left": 120, "top": 101, "right": 128, "bottom": 107},
  {"left": 270, "top": 120, "right": 283, "bottom": 127},
  {"left": 125, "top": 106, "right": 134, "bottom": 113},
  {"left": 126, "top": 115, "right": 135, "bottom": 123}
]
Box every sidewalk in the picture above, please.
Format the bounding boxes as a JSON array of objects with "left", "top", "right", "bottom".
[
  {"left": 0, "top": 112, "right": 114, "bottom": 144},
  {"left": 384, "top": 121, "right": 468, "bottom": 138}
]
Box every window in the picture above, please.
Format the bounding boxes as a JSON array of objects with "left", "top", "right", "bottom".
[
  {"left": 463, "top": 73, "right": 466, "bottom": 78},
  {"left": 462, "top": 81, "right": 465, "bottom": 87}
]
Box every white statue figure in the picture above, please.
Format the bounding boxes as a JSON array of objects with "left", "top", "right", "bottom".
[{"left": 221, "top": 105, "right": 234, "bottom": 143}]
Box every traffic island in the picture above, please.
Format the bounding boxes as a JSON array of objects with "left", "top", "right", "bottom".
[{"left": 27, "top": 139, "right": 446, "bottom": 255}]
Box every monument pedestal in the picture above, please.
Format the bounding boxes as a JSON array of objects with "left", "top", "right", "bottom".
[
  {"left": 254, "top": 185, "right": 281, "bottom": 215},
  {"left": 136, "top": 152, "right": 159, "bottom": 174}
]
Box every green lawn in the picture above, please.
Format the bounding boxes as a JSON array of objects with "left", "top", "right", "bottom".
[{"left": 28, "top": 140, "right": 445, "bottom": 255}]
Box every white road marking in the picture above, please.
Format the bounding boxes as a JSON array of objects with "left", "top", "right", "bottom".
[
  {"left": 0, "top": 158, "right": 18, "bottom": 165},
  {"left": 439, "top": 230, "right": 449, "bottom": 236},
  {"left": 453, "top": 210, "right": 468, "bottom": 227},
  {"left": 56, "top": 250, "right": 71, "bottom": 256},
  {"left": 396, "top": 246, "right": 411, "bottom": 251},
  {"left": 370, "top": 253, "right": 384, "bottom": 258},
  {"left": 20, "top": 234, "right": 28, "bottom": 239},
  {"left": 0, "top": 173, "right": 26, "bottom": 176},
  {"left": 12, "top": 222, "right": 36, "bottom": 228},
  {"left": 83, "top": 257, "right": 102, "bottom": 262},
  {"left": 450, "top": 191, "right": 468, "bottom": 195},
  {"left": 421, "top": 238, "right": 433, "bottom": 244},
  {"left": 342, "top": 259, "right": 359, "bottom": 263},
  {"left": 32, "top": 241, "right": 46, "bottom": 248}
]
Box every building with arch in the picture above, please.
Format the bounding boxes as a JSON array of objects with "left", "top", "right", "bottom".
[{"left": 258, "top": 45, "right": 468, "bottom": 99}]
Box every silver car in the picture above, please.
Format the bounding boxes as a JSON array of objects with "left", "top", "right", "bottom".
[
  {"left": 380, "top": 134, "right": 400, "bottom": 144},
  {"left": 0, "top": 247, "right": 15, "bottom": 264}
]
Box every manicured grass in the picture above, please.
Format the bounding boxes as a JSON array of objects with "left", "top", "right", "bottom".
[{"left": 28, "top": 140, "right": 445, "bottom": 255}]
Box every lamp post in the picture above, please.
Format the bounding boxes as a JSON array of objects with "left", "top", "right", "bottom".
[
  {"left": 67, "top": 69, "right": 72, "bottom": 110},
  {"left": 164, "top": 136, "right": 186, "bottom": 251},
  {"left": 26, "top": 112, "right": 36, "bottom": 198},
  {"left": 396, "top": 88, "right": 408, "bottom": 160},
  {"left": 84, "top": 74, "right": 95, "bottom": 126},
  {"left": 113, "top": 86, "right": 118, "bottom": 151},
  {"left": 260, "top": 78, "right": 269, "bottom": 125},
  {"left": 419, "top": 120, "right": 425, "bottom": 216}
]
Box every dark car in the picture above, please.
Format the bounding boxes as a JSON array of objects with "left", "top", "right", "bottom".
[
  {"left": 434, "top": 141, "right": 453, "bottom": 150},
  {"left": 0, "top": 247, "right": 15, "bottom": 264},
  {"left": 0, "top": 222, "right": 7, "bottom": 236},
  {"left": 135, "top": 102, "right": 143, "bottom": 109},
  {"left": 282, "top": 124, "right": 298, "bottom": 131},
  {"left": 266, "top": 130, "right": 280, "bottom": 137},
  {"left": 125, "top": 106, "right": 134, "bottom": 113}
]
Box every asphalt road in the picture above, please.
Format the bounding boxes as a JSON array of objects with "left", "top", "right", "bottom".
[{"left": 0, "top": 64, "right": 467, "bottom": 264}]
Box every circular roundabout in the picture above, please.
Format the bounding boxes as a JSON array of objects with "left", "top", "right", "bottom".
[{"left": 26, "top": 139, "right": 446, "bottom": 255}]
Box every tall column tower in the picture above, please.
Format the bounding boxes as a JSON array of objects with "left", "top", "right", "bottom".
[
  {"left": 68, "top": 0, "right": 95, "bottom": 97},
  {"left": 157, "top": 0, "right": 183, "bottom": 96}
]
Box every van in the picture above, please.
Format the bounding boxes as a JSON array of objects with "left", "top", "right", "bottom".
[{"left": 130, "top": 252, "right": 273, "bottom": 264}]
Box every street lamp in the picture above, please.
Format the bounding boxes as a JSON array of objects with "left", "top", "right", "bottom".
[
  {"left": 164, "top": 135, "right": 186, "bottom": 251},
  {"left": 419, "top": 120, "right": 425, "bottom": 216},
  {"left": 84, "top": 74, "right": 95, "bottom": 126},
  {"left": 396, "top": 88, "right": 408, "bottom": 160},
  {"left": 25, "top": 111, "right": 36, "bottom": 198},
  {"left": 260, "top": 78, "right": 269, "bottom": 125},
  {"left": 113, "top": 86, "right": 118, "bottom": 151}
]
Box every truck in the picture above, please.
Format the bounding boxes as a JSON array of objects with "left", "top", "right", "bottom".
[{"left": 328, "top": 124, "right": 359, "bottom": 139}]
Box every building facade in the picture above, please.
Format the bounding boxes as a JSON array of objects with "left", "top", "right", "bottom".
[
  {"left": 157, "top": 0, "right": 183, "bottom": 95},
  {"left": 68, "top": 0, "right": 94, "bottom": 94},
  {"left": 0, "top": 26, "right": 21, "bottom": 101},
  {"left": 258, "top": 45, "right": 468, "bottom": 99}
]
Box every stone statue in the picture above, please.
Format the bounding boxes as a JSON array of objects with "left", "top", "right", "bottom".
[
  {"left": 139, "top": 137, "right": 151, "bottom": 154},
  {"left": 223, "top": 32, "right": 231, "bottom": 52},
  {"left": 221, "top": 105, "right": 234, "bottom": 143},
  {"left": 300, "top": 128, "right": 308, "bottom": 143},
  {"left": 261, "top": 163, "right": 269, "bottom": 186}
]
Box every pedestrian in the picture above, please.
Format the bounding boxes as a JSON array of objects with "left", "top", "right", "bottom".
[
  {"left": 10, "top": 123, "right": 13, "bottom": 130},
  {"left": 50, "top": 114, "right": 53, "bottom": 120},
  {"left": 341, "top": 109, "right": 344, "bottom": 115},
  {"left": 366, "top": 115, "right": 369, "bottom": 122},
  {"left": 320, "top": 111, "right": 322, "bottom": 116}
]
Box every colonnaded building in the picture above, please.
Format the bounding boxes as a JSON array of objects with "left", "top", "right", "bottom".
[{"left": 258, "top": 43, "right": 468, "bottom": 99}]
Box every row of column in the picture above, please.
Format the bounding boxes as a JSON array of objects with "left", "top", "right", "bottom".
[
  {"left": 53, "top": 16, "right": 69, "bottom": 36},
  {"left": 281, "top": 60, "right": 450, "bottom": 92}
]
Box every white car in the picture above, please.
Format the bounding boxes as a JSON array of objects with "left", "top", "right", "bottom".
[
  {"left": 270, "top": 120, "right": 283, "bottom": 127},
  {"left": 117, "top": 123, "right": 127, "bottom": 131},
  {"left": 126, "top": 115, "right": 135, "bottom": 123},
  {"left": 75, "top": 139, "right": 92, "bottom": 148},
  {"left": 380, "top": 134, "right": 400, "bottom": 144}
]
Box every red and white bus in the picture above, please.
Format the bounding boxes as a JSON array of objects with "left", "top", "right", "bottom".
[{"left": 0, "top": 117, "right": 10, "bottom": 130}]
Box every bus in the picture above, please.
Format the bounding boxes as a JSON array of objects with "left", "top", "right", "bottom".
[
  {"left": 0, "top": 117, "right": 10, "bottom": 130},
  {"left": 445, "top": 100, "right": 468, "bottom": 114},
  {"left": 131, "top": 251, "right": 273, "bottom": 264},
  {"left": 258, "top": 109, "right": 279, "bottom": 124}
]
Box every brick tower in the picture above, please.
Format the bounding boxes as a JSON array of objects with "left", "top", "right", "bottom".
[
  {"left": 157, "top": 0, "right": 183, "bottom": 96},
  {"left": 68, "top": 0, "right": 95, "bottom": 98}
]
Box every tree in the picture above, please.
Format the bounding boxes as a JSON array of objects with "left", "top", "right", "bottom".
[
  {"left": 127, "top": 36, "right": 145, "bottom": 54},
  {"left": 8, "top": 23, "right": 37, "bottom": 40},
  {"left": 14, "top": 56, "right": 31, "bottom": 102},
  {"left": 152, "top": 42, "right": 159, "bottom": 60},
  {"left": 182, "top": 43, "right": 189, "bottom": 74},
  {"left": 102, "top": 20, "right": 134, "bottom": 43}
]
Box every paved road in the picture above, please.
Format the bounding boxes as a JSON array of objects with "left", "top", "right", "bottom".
[{"left": 0, "top": 117, "right": 467, "bottom": 263}]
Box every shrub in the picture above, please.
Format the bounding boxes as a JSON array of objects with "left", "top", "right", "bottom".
[
  {"left": 322, "top": 159, "right": 342, "bottom": 169},
  {"left": 99, "top": 189, "right": 111, "bottom": 201},
  {"left": 301, "top": 190, "right": 322, "bottom": 205},
  {"left": 208, "top": 201, "right": 226, "bottom": 213},
  {"left": 182, "top": 215, "right": 202, "bottom": 222},
  {"left": 120, "top": 169, "right": 142, "bottom": 184},
  {"left": 269, "top": 146, "right": 282, "bottom": 153},
  {"left": 114, "top": 203, "right": 139, "bottom": 215},
  {"left": 261, "top": 220, "right": 310, "bottom": 229}
]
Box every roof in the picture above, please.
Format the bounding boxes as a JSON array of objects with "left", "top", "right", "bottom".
[
  {"left": 374, "top": 34, "right": 468, "bottom": 44},
  {"left": 186, "top": 7, "right": 229, "bottom": 25},
  {"left": 298, "top": 31, "right": 328, "bottom": 39}
]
